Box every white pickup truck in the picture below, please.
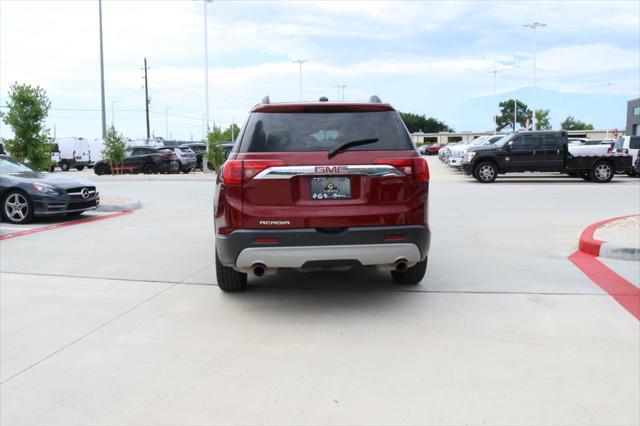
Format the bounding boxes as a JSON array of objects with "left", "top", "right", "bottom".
[{"left": 567, "top": 139, "right": 614, "bottom": 157}]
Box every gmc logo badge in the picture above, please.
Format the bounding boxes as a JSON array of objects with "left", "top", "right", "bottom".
[{"left": 315, "top": 166, "right": 345, "bottom": 173}]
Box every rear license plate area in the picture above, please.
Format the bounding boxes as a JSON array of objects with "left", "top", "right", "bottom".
[{"left": 310, "top": 177, "right": 352, "bottom": 200}]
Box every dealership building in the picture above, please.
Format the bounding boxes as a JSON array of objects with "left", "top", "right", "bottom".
[{"left": 626, "top": 98, "right": 640, "bottom": 136}]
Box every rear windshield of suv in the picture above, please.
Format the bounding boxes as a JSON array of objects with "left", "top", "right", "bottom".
[{"left": 238, "top": 111, "right": 413, "bottom": 152}]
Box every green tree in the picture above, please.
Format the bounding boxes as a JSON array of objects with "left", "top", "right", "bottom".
[
  {"left": 534, "top": 109, "right": 552, "bottom": 130},
  {"left": 495, "top": 99, "right": 531, "bottom": 131},
  {"left": 221, "top": 123, "right": 240, "bottom": 141},
  {"left": 101, "top": 125, "right": 127, "bottom": 175},
  {"left": 1, "top": 83, "right": 51, "bottom": 169},
  {"left": 205, "top": 124, "right": 226, "bottom": 172},
  {"left": 560, "top": 116, "right": 594, "bottom": 130},
  {"left": 398, "top": 112, "right": 453, "bottom": 133}
]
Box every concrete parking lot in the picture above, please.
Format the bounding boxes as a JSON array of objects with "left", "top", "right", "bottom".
[{"left": 1, "top": 158, "right": 638, "bottom": 425}]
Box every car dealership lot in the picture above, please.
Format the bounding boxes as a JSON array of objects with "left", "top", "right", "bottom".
[{"left": 1, "top": 158, "right": 639, "bottom": 425}]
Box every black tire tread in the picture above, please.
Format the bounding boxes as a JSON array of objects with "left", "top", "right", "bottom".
[
  {"left": 215, "top": 251, "right": 247, "bottom": 292},
  {"left": 391, "top": 258, "right": 428, "bottom": 285}
]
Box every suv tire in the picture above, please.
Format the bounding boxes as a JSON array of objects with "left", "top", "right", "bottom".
[
  {"left": 216, "top": 250, "right": 247, "bottom": 292},
  {"left": 591, "top": 161, "right": 614, "bottom": 183},
  {"left": 473, "top": 162, "right": 497, "bottom": 183},
  {"left": 60, "top": 162, "right": 70, "bottom": 172},
  {"left": 143, "top": 163, "right": 158, "bottom": 174},
  {"left": 391, "top": 257, "right": 427, "bottom": 285}
]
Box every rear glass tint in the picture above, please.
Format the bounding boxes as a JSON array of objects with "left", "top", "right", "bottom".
[{"left": 239, "top": 111, "right": 413, "bottom": 152}]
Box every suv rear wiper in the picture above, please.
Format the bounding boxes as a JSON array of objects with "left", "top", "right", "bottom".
[{"left": 327, "top": 138, "right": 379, "bottom": 159}]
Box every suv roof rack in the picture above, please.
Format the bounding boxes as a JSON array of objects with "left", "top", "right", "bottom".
[
  {"left": 261, "top": 96, "right": 270, "bottom": 104},
  {"left": 370, "top": 95, "right": 382, "bottom": 103}
]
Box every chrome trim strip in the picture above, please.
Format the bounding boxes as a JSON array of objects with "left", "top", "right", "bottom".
[
  {"left": 253, "top": 164, "right": 404, "bottom": 180},
  {"left": 236, "top": 243, "right": 421, "bottom": 268}
]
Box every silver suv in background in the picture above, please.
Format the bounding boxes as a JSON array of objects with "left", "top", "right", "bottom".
[{"left": 159, "top": 146, "right": 197, "bottom": 173}]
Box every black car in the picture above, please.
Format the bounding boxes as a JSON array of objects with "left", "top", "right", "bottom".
[
  {"left": 0, "top": 156, "right": 100, "bottom": 224},
  {"left": 221, "top": 142, "right": 234, "bottom": 160},
  {"left": 93, "top": 146, "right": 179, "bottom": 175},
  {"left": 179, "top": 143, "right": 207, "bottom": 170},
  {"left": 462, "top": 131, "right": 632, "bottom": 183}
]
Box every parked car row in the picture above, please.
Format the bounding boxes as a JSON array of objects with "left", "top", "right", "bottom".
[{"left": 438, "top": 131, "right": 634, "bottom": 183}]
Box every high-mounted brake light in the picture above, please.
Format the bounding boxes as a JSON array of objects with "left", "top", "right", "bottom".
[
  {"left": 374, "top": 157, "right": 429, "bottom": 182},
  {"left": 222, "top": 159, "right": 287, "bottom": 185}
]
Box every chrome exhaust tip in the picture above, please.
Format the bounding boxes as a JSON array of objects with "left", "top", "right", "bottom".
[
  {"left": 252, "top": 263, "right": 266, "bottom": 277},
  {"left": 394, "top": 259, "right": 408, "bottom": 272}
]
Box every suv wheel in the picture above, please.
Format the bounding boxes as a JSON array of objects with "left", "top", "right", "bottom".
[
  {"left": 391, "top": 258, "right": 427, "bottom": 285},
  {"left": 2, "top": 190, "right": 33, "bottom": 224},
  {"left": 591, "top": 161, "right": 613, "bottom": 183},
  {"left": 473, "top": 162, "right": 497, "bottom": 183},
  {"left": 215, "top": 250, "right": 247, "bottom": 292},
  {"left": 143, "top": 163, "right": 158, "bottom": 174},
  {"left": 60, "top": 162, "right": 70, "bottom": 171},
  {"left": 95, "top": 164, "right": 109, "bottom": 175}
]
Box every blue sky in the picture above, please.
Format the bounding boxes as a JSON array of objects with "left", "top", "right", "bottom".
[{"left": 1, "top": 0, "right": 638, "bottom": 140}]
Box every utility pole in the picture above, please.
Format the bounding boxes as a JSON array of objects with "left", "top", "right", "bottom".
[
  {"left": 514, "top": 99, "right": 517, "bottom": 131},
  {"left": 293, "top": 59, "right": 308, "bottom": 100},
  {"left": 523, "top": 22, "right": 546, "bottom": 130},
  {"left": 604, "top": 83, "right": 614, "bottom": 138},
  {"left": 143, "top": 58, "right": 150, "bottom": 140},
  {"left": 98, "top": 0, "right": 107, "bottom": 138},
  {"left": 489, "top": 70, "right": 502, "bottom": 134},
  {"left": 111, "top": 100, "right": 118, "bottom": 127}
]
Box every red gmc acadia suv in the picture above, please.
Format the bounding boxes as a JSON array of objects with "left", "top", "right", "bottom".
[{"left": 214, "top": 96, "right": 431, "bottom": 291}]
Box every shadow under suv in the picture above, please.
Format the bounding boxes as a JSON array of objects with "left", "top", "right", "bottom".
[{"left": 214, "top": 97, "right": 431, "bottom": 291}]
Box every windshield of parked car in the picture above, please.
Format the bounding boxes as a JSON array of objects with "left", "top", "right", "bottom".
[
  {"left": 469, "top": 137, "right": 488, "bottom": 146},
  {"left": 239, "top": 111, "right": 412, "bottom": 152},
  {"left": 0, "top": 157, "right": 33, "bottom": 173},
  {"left": 494, "top": 134, "right": 516, "bottom": 147}
]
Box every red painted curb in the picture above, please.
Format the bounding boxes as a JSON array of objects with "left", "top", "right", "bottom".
[
  {"left": 0, "top": 211, "right": 133, "bottom": 241},
  {"left": 578, "top": 214, "right": 638, "bottom": 256},
  {"left": 569, "top": 251, "right": 640, "bottom": 320}
]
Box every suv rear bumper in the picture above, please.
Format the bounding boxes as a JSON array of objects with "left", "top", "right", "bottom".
[{"left": 216, "top": 225, "right": 430, "bottom": 268}]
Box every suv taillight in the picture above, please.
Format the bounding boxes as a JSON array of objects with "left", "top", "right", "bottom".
[
  {"left": 222, "top": 159, "right": 287, "bottom": 184},
  {"left": 374, "top": 157, "right": 429, "bottom": 182}
]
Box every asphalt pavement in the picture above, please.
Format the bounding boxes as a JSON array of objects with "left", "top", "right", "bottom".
[{"left": 1, "top": 158, "right": 638, "bottom": 425}]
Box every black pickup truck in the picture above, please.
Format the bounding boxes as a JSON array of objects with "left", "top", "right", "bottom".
[{"left": 462, "top": 131, "right": 632, "bottom": 183}]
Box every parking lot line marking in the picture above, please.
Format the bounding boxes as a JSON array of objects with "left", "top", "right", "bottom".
[
  {"left": 0, "top": 211, "right": 133, "bottom": 241},
  {"left": 569, "top": 250, "right": 640, "bottom": 321}
]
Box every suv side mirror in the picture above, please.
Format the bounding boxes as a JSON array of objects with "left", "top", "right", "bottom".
[{"left": 505, "top": 141, "right": 513, "bottom": 151}]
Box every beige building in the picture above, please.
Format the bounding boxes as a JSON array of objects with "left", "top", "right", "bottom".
[{"left": 412, "top": 130, "right": 620, "bottom": 145}]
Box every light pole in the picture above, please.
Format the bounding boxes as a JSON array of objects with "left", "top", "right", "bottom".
[
  {"left": 293, "top": 59, "right": 308, "bottom": 100},
  {"left": 514, "top": 99, "right": 517, "bottom": 131},
  {"left": 337, "top": 84, "right": 346, "bottom": 101},
  {"left": 195, "top": 0, "right": 212, "bottom": 171},
  {"left": 489, "top": 69, "right": 502, "bottom": 134},
  {"left": 523, "top": 21, "right": 546, "bottom": 130},
  {"left": 98, "top": 0, "right": 107, "bottom": 138},
  {"left": 111, "top": 100, "right": 118, "bottom": 127},
  {"left": 604, "top": 83, "right": 614, "bottom": 138},
  {"left": 165, "top": 108, "right": 171, "bottom": 140}
]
